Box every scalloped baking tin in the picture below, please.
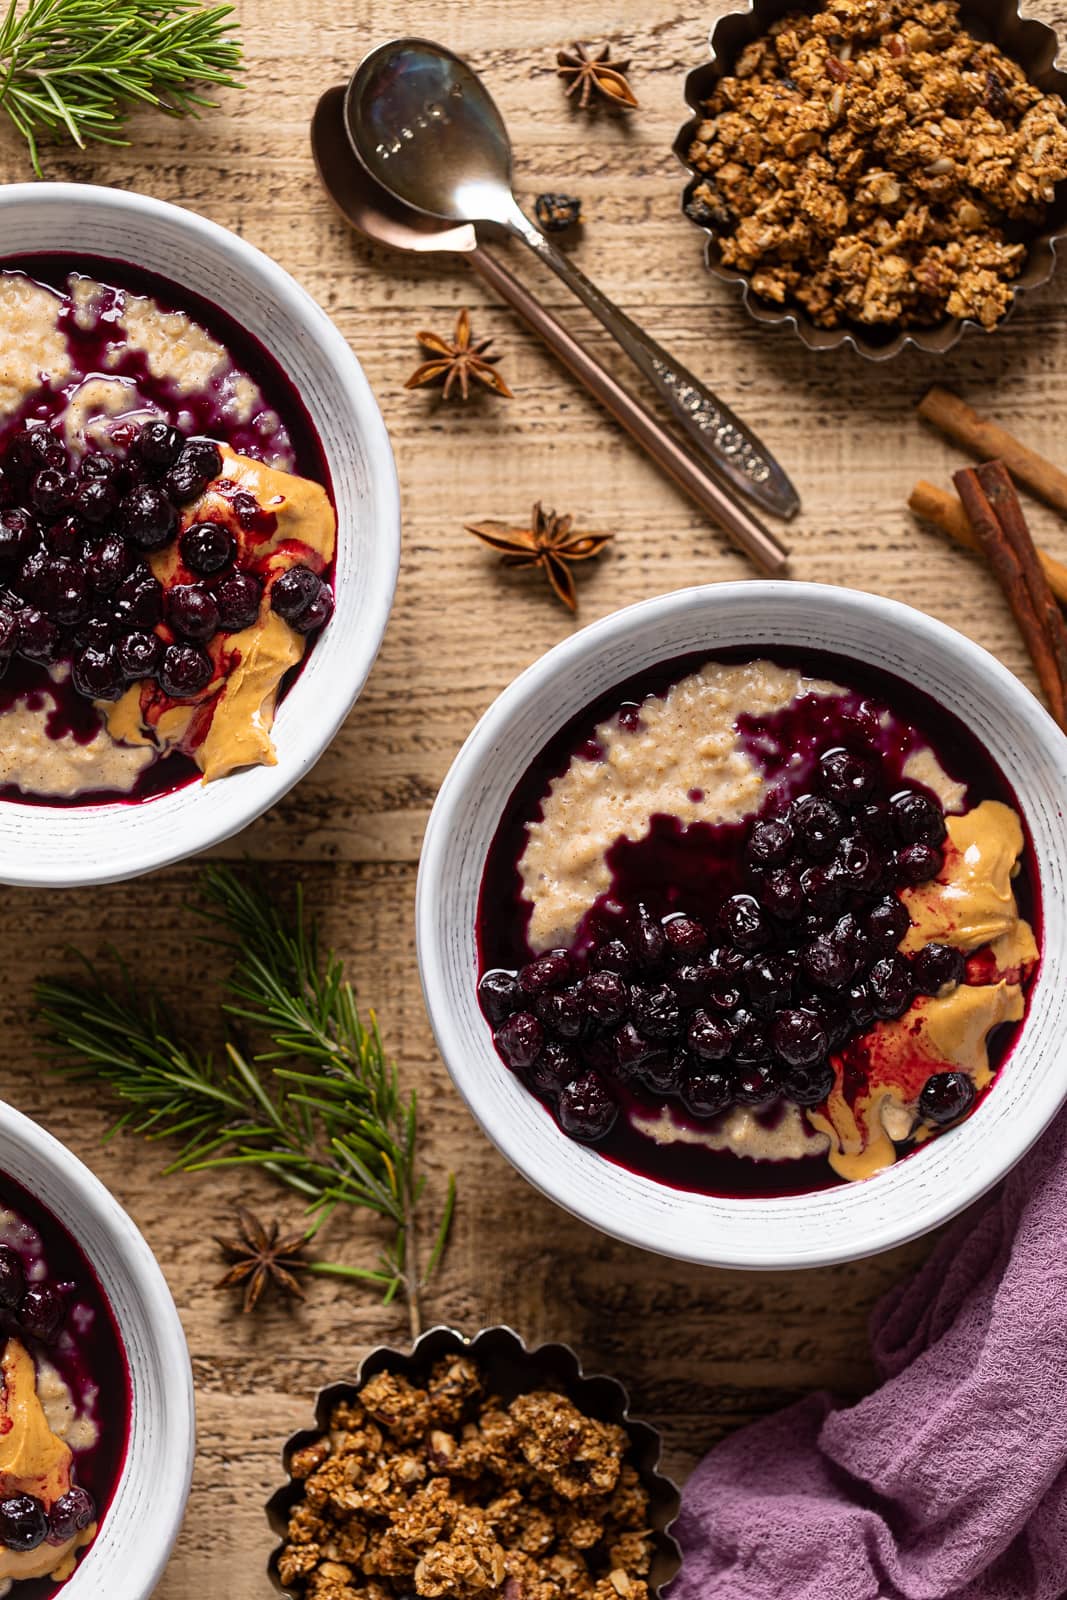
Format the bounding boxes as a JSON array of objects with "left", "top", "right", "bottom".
[
  {"left": 674, "top": 0, "right": 1067, "bottom": 359},
  {"left": 266, "top": 1323, "right": 683, "bottom": 1596}
]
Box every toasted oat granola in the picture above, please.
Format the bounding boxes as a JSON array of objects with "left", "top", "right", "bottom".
[
  {"left": 276, "top": 1356, "right": 655, "bottom": 1600},
  {"left": 686, "top": 0, "right": 1067, "bottom": 330}
]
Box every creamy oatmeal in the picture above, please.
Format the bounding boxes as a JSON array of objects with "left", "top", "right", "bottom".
[
  {"left": 477, "top": 651, "right": 1039, "bottom": 1196},
  {"left": 0, "top": 258, "right": 336, "bottom": 805}
]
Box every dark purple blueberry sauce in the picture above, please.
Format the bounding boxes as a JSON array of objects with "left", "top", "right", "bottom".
[
  {"left": 0, "top": 1170, "right": 129, "bottom": 1597},
  {"left": 0, "top": 254, "right": 334, "bottom": 808},
  {"left": 477, "top": 648, "right": 1040, "bottom": 1198}
]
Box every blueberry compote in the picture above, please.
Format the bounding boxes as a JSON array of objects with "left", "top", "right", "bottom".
[
  {"left": 476, "top": 650, "right": 1039, "bottom": 1197},
  {"left": 0, "top": 255, "right": 334, "bottom": 807},
  {"left": 0, "top": 1172, "right": 128, "bottom": 1596}
]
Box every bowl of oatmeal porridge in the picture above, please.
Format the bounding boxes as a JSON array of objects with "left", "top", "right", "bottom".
[
  {"left": 675, "top": 0, "right": 1067, "bottom": 358},
  {"left": 0, "top": 1099, "right": 193, "bottom": 1598},
  {"left": 0, "top": 183, "right": 399, "bottom": 884},
  {"left": 417, "top": 583, "right": 1067, "bottom": 1269}
]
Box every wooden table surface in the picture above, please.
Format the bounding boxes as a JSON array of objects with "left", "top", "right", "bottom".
[{"left": 3, "top": 1, "right": 1066, "bottom": 1593}]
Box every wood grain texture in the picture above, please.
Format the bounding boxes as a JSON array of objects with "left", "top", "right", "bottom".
[{"left": 0, "top": 1, "right": 1064, "bottom": 1592}]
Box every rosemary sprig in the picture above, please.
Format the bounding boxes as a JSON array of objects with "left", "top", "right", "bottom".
[
  {"left": 0, "top": 0, "right": 243, "bottom": 176},
  {"left": 34, "top": 867, "right": 454, "bottom": 1337}
]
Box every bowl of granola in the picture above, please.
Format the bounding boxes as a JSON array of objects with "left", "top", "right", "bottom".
[
  {"left": 267, "top": 1324, "right": 681, "bottom": 1600},
  {"left": 675, "top": 0, "right": 1067, "bottom": 358}
]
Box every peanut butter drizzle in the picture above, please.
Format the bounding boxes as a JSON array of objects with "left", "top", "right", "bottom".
[{"left": 809, "top": 801, "right": 1036, "bottom": 1181}]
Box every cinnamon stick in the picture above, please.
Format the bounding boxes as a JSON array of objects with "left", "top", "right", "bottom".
[
  {"left": 908, "top": 479, "right": 1067, "bottom": 606},
  {"left": 920, "top": 387, "right": 1067, "bottom": 520},
  {"left": 954, "top": 462, "right": 1067, "bottom": 728}
]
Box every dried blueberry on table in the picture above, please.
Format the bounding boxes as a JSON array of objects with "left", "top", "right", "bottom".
[
  {"left": 0, "top": 1493, "right": 47, "bottom": 1552},
  {"left": 120, "top": 483, "right": 178, "bottom": 550},
  {"left": 558, "top": 1071, "right": 617, "bottom": 1141},
  {"left": 18, "top": 1283, "right": 64, "bottom": 1342},
  {"left": 495, "top": 1011, "right": 543, "bottom": 1070},
  {"left": 215, "top": 571, "right": 262, "bottom": 632},
  {"left": 477, "top": 969, "right": 521, "bottom": 1024},
  {"left": 682, "top": 1068, "right": 732, "bottom": 1119},
  {"left": 912, "top": 942, "right": 966, "bottom": 996},
  {"left": 166, "top": 583, "right": 220, "bottom": 643},
  {"left": 0, "top": 1246, "right": 24, "bottom": 1309},
  {"left": 919, "top": 1070, "right": 976, "bottom": 1126},
  {"left": 48, "top": 1486, "right": 96, "bottom": 1544},
  {"left": 181, "top": 520, "right": 236, "bottom": 576},
  {"left": 136, "top": 419, "right": 185, "bottom": 468},
  {"left": 533, "top": 193, "right": 583, "bottom": 232},
  {"left": 158, "top": 642, "right": 213, "bottom": 700}
]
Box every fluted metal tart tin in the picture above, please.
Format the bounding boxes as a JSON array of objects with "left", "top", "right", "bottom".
[
  {"left": 266, "top": 1323, "right": 683, "bottom": 1596},
  {"left": 674, "top": 0, "right": 1067, "bottom": 359}
]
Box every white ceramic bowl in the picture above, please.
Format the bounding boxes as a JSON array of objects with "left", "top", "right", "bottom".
[
  {"left": 0, "top": 1100, "right": 193, "bottom": 1597},
  {"left": 417, "top": 582, "right": 1067, "bottom": 1269},
  {"left": 0, "top": 183, "right": 400, "bottom": 886}
]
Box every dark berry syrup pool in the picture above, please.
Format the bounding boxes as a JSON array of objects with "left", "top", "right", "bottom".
[
  {"left": 0, "top": 253, "right": 334, "bottom": 807},
  {"left": 0, "top": 1170, "right": 129, "bottom": 1596},
  {"left": 476, "top": 648, "right": 1040, "bottom": 1198}
]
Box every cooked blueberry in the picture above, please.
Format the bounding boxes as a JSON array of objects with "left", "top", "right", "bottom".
[
  {"left": 16, "top": 609, "right": 60, "bottom": 663},
  {"left": 46, "top": 514, "right": 87, "bottom": 559},
  {"left": 166, "top": 583, "right": 219, "bottom": 642},
  {"left": 867, "top": 895, "right": 911, "bottom": 951},
  {"left": 761, "top": 866, "right": 804, "bottom": 921},
  {"left": 519, "top": 950, "right": 573, "bottom": 996},
  {"left": 743, "top": 955, "right": 791, "bottom": 1016},
  {"left": 164, "top": 438, "right": 222, "bottom": 503},
  {"left": 478, "top": 969, "right": 521, "bottom": 1023},
  {"left": 580, "top": 970, "right": 628, "bottom": 1025},
  {"left": 771, "top": 1008, "right": 828, "bottom": 1067},
  {"left": 817, "top": 747, "right": 875, "bottom": 806},
  {"left": 613, "top": 1022, "right": 658, "bottom": 1076},
  {"left": 75, "top": 476, "right": 118, "bottom": 524},
  {"left": 558, "top": 1071, "right": 618, "bottom": 1141},
  {"left": 912, "top": 942, "right": 966, "bottom": 996},
  {"left": 673, "top": 962, "right": 711, "bottom": 1005},
  {"left": 629, "top": 904, "right": 666, "bottom": 970},
  {"left": 734, "top": 1066, "right": 776, "bottom": 1107},
  {"left": 590, "top": 939, "right": 633, "bottom": 976},
  {"left": 18, "top": 1283, "right": 64, "bottom": 1342},
  {"left": 271, "top": 565, "right": 323, "bottom": 624},
  {"left": 0, "top": 608, "right": 16, "bottom": 662},
  {"left": 801, "top": 933, "right": 853, "bottom": 990},
  {"left": 791, "top": 795, "right": 844, "bottom": 859},
  {"left": 36, "top": 556, "right": 88, "bottom": 624},
  {"left": 783, "top": 1060, "right": 835, "bottom": 1107},
  {"left": 117, "top": 630, "right": 161, "bottom": 680},
  {"left": 800, "top": 863, "right": 843, "bottom": 915},
  {"left": 526, "top": 1039, "right": 579, "bottom": 1095},
  {"left": 732, "top": 1010, "right": 771, "bottom": 1064},
  {"left": 891, "top": 789, "right": 947, "bottom": 846},
  {"left": 79, "top": 450, "right": 116, "bottom": 483},
  {"left": 121, "top": 483, "right": 178, "bottom": 549},
  {"left": 687, "top": 1009, "right": 733, "bottom": 1062},
  {"left": 158, "top": 642, "right": 213, "bottom": 699},
  {"left": 630, "top": 982, "right": 681, "bottom": 1040},
  {"left": 29, "top": 466, "right": 73, "bottom": 517},
  {"left": 11, "top": 424, "right": 64, "bottom": 473},
  {"left": 845, "top": 980, "right": 876, "bottom": 1029},
  {"left": 868, "top": 954, "right": 914, "bottom": 1019},
  {"left": 636, "top": 1046, "right": 682, "bottom": 1095},
  {"left": 835, "top": 833, "right": 883, "bottom": 891},
  {"left": 113, "top": 568, "right": 163, "bottom": 629},
  {"left": 0, "top": 1246, "right": 24, "bottom": 1310},
  {"left": 829, "top": 911, "right": 869, "bottom": 969},
  {"left": 719, "top": 893, "right": 768, "bottom": 951},
  {"left": 895, "top": 842, "right": 943, "bottom": 885},
  {"left": 663, "top": 915, "right": 708, "bottom": 960},
  {"left": 682, "top": 1068, "right": 732, "bottom": 1118},
  {"left": 291, "top": 583, "right": 334, "bottom": 635},
  {"left": 495, "top": 1011, "right": 544, "bottom": 1070},
  {"left": 47, "top": 1486, "right": 95, "bottom": 1544},
  {"left": 859, "top": 800, "right": 894, "bottom": 844},
  {"left": 537, "top": 986, "right": 584, "bottom": 1039},
  {"left": 0, "top": 1493, "right": 47, "bottom": 1551},
  {"left": 136, "top": 419, "right": 185, "bottom": 468},
  {"left": 181, "top": 520, "right": 236, "bottom": 577},
  {"left": 919, "top": 1070, "right": 976, "bottom": 1126},
  {"left": 0, "top": 509, "right": 35, "bottom": 566},
  {"left": 215, "top": 571, "right": 262, "bottom": 632},
  {"left": 72, "top": 645, "right": 124, "bottom": 701},
  {"left": 746, "top": 817, "right": 794, "bottom": 866}
]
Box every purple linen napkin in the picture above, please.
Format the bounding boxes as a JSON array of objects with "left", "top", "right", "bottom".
[{"left": 670, "top": 1110, "right": 1067, "bottom": 1600}]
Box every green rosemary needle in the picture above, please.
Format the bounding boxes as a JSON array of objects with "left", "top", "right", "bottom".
[
  {"left": 0, "top": 0, "right": 243, "bottom": 176},
  {"left": 34, "top": 867, "right": 454, "bottom": 1337}
]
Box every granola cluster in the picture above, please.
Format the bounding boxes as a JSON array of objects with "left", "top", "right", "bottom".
[
  {"left": 686, "top": 0, "right": 1067, "bottom": 330},
  {"left": 276, "top": 1356, "right": 655, "bottom": 1600}
]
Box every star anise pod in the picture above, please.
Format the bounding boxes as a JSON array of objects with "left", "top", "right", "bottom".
[
  {"left": 214, "top": 1208, "right": 311, "bottom": 1314},
  {"left": 556, "top": 43, "right": 638, "bottom": 111},
  {"left": 405, "top": 308, "right": 513, "bottom": 401},
  {"left": 466, "top": 502, "right": 613, "bottom": 611}
]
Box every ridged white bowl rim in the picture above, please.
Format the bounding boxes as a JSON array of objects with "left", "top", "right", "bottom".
[
  {"left": 0, "top": 1100, "right": 193, "bottom": 1597},
  {"left": 0, "top": 183, "right": 400, "bottom": 886},
  {"left": 417, "top": 582, "right": 1067, "bottom": 1269}
]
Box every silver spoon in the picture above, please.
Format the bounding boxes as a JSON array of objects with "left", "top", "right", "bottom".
[
  {"left": 343, "top": 37, "right": 800, "bottom": 524},
  {"left": 312, "top": 86, "right": 789, "bottom": 573}
]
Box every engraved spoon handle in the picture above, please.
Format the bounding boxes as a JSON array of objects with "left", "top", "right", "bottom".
[
  {"left": 468, "top": 245, "right": 789, "bottom": 574},
  {"left": 505, "top": 205, "right": 799, "bottom": 522}
]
